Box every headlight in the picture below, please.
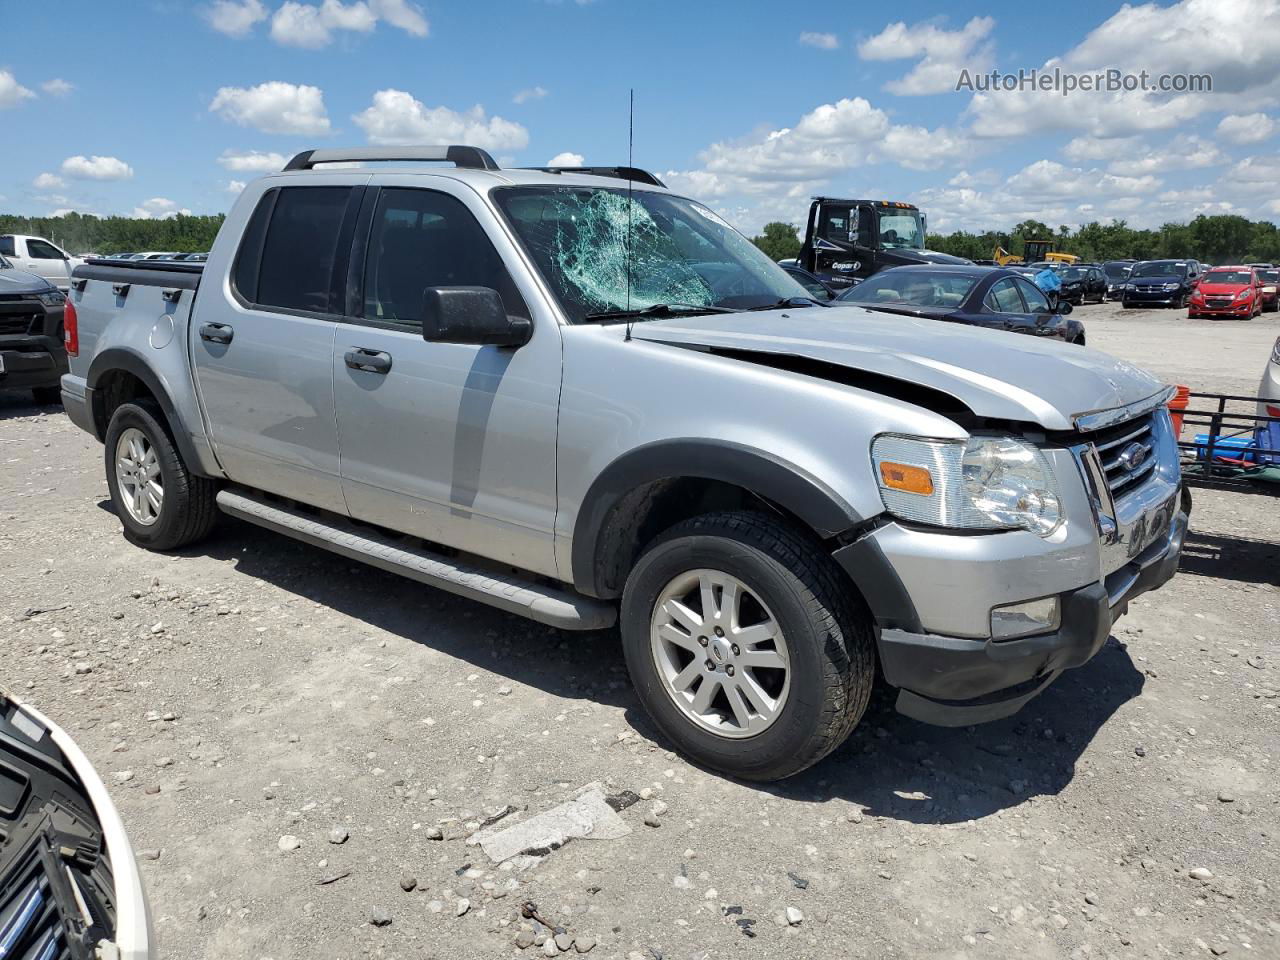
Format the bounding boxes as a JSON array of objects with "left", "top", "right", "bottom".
[
  {"left": 1272, "top": 336, "right": 1280, "bottom": 364},
  {"left": 1236, "top": 289, "right": 1252, "bottom": 300},
  {"left": 871, "top": 435, "right": 1063, "bottom": 537},
  {"left": 1163, "top": 282, "right": 1180, "bottom": 292},
  {"left": 37, "top": 290, "right": 66, "bottom": 306}
]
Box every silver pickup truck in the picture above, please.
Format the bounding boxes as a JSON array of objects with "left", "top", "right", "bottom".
[{"left": 60, "top": 146, "right": 1186, "bottom": 780}]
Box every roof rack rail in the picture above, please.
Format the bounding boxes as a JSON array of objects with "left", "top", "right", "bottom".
[
  {"left": 283, "top": 145, "right": 500, "bottom": 172},
  {"left": 521, "top": 166, "right": 666, "bottom": 188}
]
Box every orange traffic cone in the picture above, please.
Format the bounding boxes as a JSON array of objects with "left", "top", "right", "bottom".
[{"left": 1167, "top": 384, "right": 1190, "bottom": 439}]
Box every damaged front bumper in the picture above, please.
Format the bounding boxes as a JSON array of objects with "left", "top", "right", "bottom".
[{"left": 834, "top": 418, "right": 1186, "bottom": 726}]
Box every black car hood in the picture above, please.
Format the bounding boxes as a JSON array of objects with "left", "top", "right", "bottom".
[
  {"left": 886, "top": 248, "right": 972, "bottom": 266},
  {"left": 0, "top": 266, "right": 56, "bottom": 295}
]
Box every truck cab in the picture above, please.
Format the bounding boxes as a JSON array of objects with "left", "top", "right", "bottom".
[{"left": 797, "top": 197, "right": 969, "bottom": 288}]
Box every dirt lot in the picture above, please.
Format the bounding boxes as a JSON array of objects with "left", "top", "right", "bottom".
[{"left": 2, "top": 301, "right": 1277, "bottom": 960}]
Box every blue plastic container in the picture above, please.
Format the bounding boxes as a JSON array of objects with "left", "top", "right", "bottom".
[{"left": 1193, "top": 433, "right": 1257, "bottom": 463}]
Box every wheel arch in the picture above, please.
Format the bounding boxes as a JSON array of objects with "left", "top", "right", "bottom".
[
  {"left": 87, "top": 348, "right": 209, "bottom": 477},
  {"left": 570, "top": 439, "right": 864, "bottom": 599}
]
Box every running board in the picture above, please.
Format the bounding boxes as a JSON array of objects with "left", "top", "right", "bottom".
[{"left": 215, "top": 488, "right": 617, "bottom": 631}]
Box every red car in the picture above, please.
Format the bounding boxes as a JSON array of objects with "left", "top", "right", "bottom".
[
  {"left": 1188, "top": 265, "right": 1265, "bottom": 319},
  {"left": 1255, "top": 266, "right": 1279, "bottom": 311}
]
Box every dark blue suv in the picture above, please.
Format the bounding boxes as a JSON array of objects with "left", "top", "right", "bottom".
[{"left": 1121, "top": 258, "right": 1202, "bottom": 309}]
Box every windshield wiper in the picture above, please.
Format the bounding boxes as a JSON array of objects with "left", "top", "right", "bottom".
[
  {"left": 581, "top": 302, "right": 735, "bottom": 323},
  {"left": 744, "top": 296, "right": 827, "bottom": 311}
]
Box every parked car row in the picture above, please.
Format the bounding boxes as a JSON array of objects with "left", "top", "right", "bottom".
[{"left": 102, "top": 251, "right": 209, "bottom": 262}]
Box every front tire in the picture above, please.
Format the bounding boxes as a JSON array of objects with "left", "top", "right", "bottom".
[
  {"left": 104, "top": 400, "right": 218, "bottom": 550},
  {"left": 620, "top": 511, "right": 874, "bottom": 781}
]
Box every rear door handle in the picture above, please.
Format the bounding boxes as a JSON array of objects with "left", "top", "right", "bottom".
[
  {"left": 199, "top": 323, "right": 234, "bottom": 344},
  {"left": 344, "top": 348, "right": 392, "bottom": 374}
]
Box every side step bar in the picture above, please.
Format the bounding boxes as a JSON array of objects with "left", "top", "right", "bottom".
[{"left": 215, "top": 488, "right": 617, "bottom": 631}]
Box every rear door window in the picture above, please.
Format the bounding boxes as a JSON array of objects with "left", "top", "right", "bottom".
[
  {"left": 0, "top": 237, "right": 15, "bottom": 257},
  {"left": 985, "top": 278, "right": 1025, "bottom": 313},
  {"left": 236, "top": 186, "right": 355, "bottom": 314}
]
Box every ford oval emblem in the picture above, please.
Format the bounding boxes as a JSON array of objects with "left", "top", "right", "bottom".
[{"left": 1115, "top": 441, "right": 1148, "bottom": 472}]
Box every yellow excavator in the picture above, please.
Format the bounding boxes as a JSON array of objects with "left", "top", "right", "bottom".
[{"left": 993, "top": 240, "right": 1080, "bottom": 266}]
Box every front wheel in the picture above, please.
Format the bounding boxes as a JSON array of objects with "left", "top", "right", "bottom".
[
  {"left": 620, "top": 511, "right": 875, "bottom": 781},
  {"left": 104, "top": 400, "right": 218, "bottom": 550}
]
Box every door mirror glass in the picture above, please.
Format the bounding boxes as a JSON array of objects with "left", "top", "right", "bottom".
[
  {"left": 421, "top": 286, "right": 531, "bottom": 347},
  {"left": 847, "top": 208, "right": 859, "bottom": 242}
]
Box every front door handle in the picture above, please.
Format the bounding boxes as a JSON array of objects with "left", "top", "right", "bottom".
[
  {"left": 344, "top": 348, "right": 392, "bottom": 374},
  {"left": 199, "top": 322, "right": 234, "bottom": 344}
]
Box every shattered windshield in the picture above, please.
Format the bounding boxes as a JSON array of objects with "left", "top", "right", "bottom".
[
  {"left": 492, "top": 186, "right": 808, "bottom": 323},
  {"left": 877, "top": 212, "right": 924, "bottom": 250}
]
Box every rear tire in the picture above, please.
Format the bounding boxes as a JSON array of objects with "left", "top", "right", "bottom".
[
  {"left": 104, "top": 400, "right": 218, "bottom": 551},
  {"left": 31, "top": 385, "right": 61, "bottom": 405},
  {"left": 620, "top": 511, "right": 874, "bottom": 781}
]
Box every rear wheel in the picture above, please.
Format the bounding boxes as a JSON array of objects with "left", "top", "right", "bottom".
[
  {"left": 104, "top": 400, "right": 218, "bottom": 550},
  {"left": 620, "top": 511, "right": 874, "bottom": 781}
]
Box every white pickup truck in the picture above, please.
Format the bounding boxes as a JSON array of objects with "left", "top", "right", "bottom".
[
  {"left": 0, "top": 235, "right": 83, "bottom": 291},
  {"left": 60, "top": 146, "right": 1187, "bottom": 780}
]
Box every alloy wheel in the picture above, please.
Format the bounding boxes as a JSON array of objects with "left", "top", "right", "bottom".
[
  {"left": 649, "top": 569, "right": 790, "bottom": 739},
  {"left": 115, "top": 427, "right": 163, "bottom": 526}
]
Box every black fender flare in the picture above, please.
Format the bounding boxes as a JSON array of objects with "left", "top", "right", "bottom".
[
  {"left": 570, "top": 439, "right": 863, "bottom": 597},
  {"left": 86, "top": 348, "right": 210, "bottom": 477}
]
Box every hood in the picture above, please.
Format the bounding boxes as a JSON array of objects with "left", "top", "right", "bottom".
[
  {"left": 890, "top": 248, "right": 972, "bottom": 266},
  {"left": 1196, "top": 282, "right": 1248, "bottom": 294},
  {"left": 629, "top": 305, "right": 1164, "bottom": 431},
  {"left": 0, "top": 265, "right": 55, "bottom": 295}
]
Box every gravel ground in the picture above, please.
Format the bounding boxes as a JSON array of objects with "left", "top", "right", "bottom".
[{"left": 2, "top": 301, "right": 1277, "bottom": 960}]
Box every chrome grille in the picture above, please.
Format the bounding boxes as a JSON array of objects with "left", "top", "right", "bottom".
[
  {"left": 1083, "top": 414, "right": 1157, "bottom": 499},
  {"left": 0, "top": 858, "right": 67, "bottom": 960}
]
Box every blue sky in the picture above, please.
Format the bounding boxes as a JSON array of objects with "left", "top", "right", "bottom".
[{"left": 3, "top": 0, "right": 1278, "bottom": 235}]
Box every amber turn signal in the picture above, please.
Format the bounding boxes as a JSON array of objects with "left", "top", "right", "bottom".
[{"left": 878, "top": 461, "right": 934, "bottom": 496}]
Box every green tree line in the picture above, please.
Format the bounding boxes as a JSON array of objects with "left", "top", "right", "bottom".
[
  {"left": 752, "top": 214, "right": 1280, "bottom": 266},
  {"left": 0, "top": 211, "right": 226, "bottom": 256}
]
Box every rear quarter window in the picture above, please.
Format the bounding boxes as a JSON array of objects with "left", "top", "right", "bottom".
[{"left": 232, "top": 186, "right": 356, "bottom": 315}]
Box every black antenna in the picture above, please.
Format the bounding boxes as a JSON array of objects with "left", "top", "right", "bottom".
[{"left": 625, "top": 88, "right": 634, "bottom": 343}]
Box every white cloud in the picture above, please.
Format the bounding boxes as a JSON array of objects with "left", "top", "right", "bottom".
[
  {"left": 352, "top": 90, "right": 529, "bottom": 151},
  {"left": 1216, "top": 112, "right": 1276, "bottom": 144},
  {"left": 33, "top": 172, "right": 66, "bottom": 190},
  {"left": 547, "top": 151, "right": 584, "bottom": 166},
  {"left": 61, "top": 155, "right": 134, "bottom": 180},
  {"left": 227, "top": 179, "right": 248, "bottom": 193},
  {"left": 0, "top": 69, "right": 35, "bottom": 108},
  {"left": 369, "top": 0, "right": 428, "bottom": 36},
  {"left": 858, "top": 16, "right": 995, "bottom": 95},
  {"left": 204, "top": 0, "right": 267, "bottom": 36},
  {"left": 132, "top": 197, "right": 192, "bottom": 220},
  {"left": 513, "top": 86, "right": 548, "bottom": 104},
  {"left": 1061, "top": 135, "right": 1143, "bottom": 164},
  {"left": 1105, "top": 136, "right": 1225, "bottom": 177},
  {"left": 1229, "top": 154, "right": 1280, "bottom": 183},
  {"left": 218, "top": 149, "right": 288, "bottom": 171},
  {"left": 210, "top": 82, "right": 331, "bottom": 135},
  {"left": 799, "top": 32, "right": 838, "bottom": 50},
  {"left": 269, "top": 0, "right": 426, "bottom": 47},
  {"left": 966, "top": 0, "right": 1280, "bottom": 139},
  {"left": 41, "top": 78, "right": 73, "bottom": 97}
]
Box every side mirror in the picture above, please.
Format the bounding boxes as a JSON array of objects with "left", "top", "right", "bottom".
[
  {"left": 847, "top": 208, "right": 859, "bottom": 243},
  {"left": 421, "top": 286, "right": 531, "bottom": 347},
  {"left": 1055, "top": 300, "right": 1074, "bottom": 315}
]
